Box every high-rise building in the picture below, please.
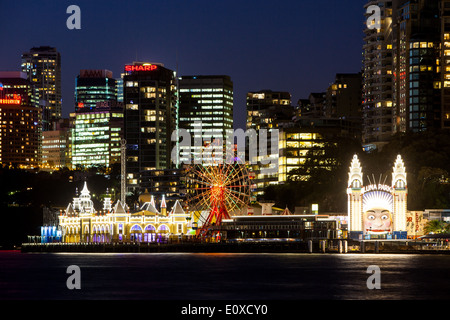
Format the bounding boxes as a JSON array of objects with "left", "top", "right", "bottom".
[
  {"left": 71, "top": 101, "right": 124, "bottom": 168},
  {"left": 123, "top": 62, "right": 177, "bottom": 191},
  {"left": 306, "top": 93, "right": 327, "bottom": 118},
  {"left": 325, "top": 73, "right": 363, "bottom": 120},
  {"left": 363, "top": 0, "right": 450, "bottom": 143},
  {"left": 75, "top": 69, "right": 117, "bottom": 110},
  {"left": 439, "top": 0, "right": 450, "bottom": 128},
  {"left": 116, "top": 73, "right": 125, "bottom": 103},
  {"left": 296, "top": 99, "right": 312, "bottom": 118},
  {"left": 178, "top": 75, "right": 234, "bottom": 162},
  {"left": 139, "top": 168, "right": 187, "bottom": 205},
  {"left": 246, "top": 90, "right": 291, "bottom": 130},
  {"left": 246, "top": 90, "right": 293, "bottom": 197},
  {"left": 41, "top": 118, "right": 71, "bottom": 169},
  {"left": 0, "top": 71, "right": 40, "bottom": 168},
  {"left": 363, "top": 0, "right": 395, "bottom": 145},
  {"left": 21, "top": 46, "right": 61, "bottom": 131},
  {"left": 393, "top": 0, "right": 441, "bottom": 133}
]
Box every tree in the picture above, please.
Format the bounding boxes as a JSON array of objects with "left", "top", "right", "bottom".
[{"left": 424, "top": 220, "right": 447, "bottom": 235}]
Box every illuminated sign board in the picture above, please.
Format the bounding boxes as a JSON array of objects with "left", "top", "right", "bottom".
[
  {"left": 0, "top": 98, "right": 21, "bottom": 105},
  {"left": 0, "top": 94, "right": 21, "bottom": 105},
  {"left": 125, "top": 65, "right": 158, "bottom": 72},
  {"left": 361, "top": 184, "right": 392, "bottom": 194}
]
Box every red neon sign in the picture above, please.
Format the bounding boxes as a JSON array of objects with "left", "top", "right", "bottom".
[
  {"left": 0, "top": 99, "right": 21, "bottom": 105},
  {"left": 78, "top": 102, "right": 84, "bottom": 108},
  {"left": 125, "top": 65, "right": 158, "bottom": 72},
  {"left": 0, "top": 95, "right": 21, "bottom": 105}
]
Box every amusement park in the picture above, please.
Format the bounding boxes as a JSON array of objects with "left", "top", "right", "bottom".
[{"left": 21, "top": 143, "right": 449, "bottom": 255}]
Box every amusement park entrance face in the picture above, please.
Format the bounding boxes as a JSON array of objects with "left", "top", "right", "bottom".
[{"left": 364, "top": 208, "right": 393, "bottom": 235}]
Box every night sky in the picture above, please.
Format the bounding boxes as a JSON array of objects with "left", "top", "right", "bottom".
[{"left": 0, "top": 0, "right": 365, "bottom": 129}]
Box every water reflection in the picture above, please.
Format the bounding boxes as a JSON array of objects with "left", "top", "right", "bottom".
[{"left": 0, "top": 252, "right": 449, "bottom": 300}]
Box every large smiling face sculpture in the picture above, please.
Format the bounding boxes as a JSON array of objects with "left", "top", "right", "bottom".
[{"left": 363, "top": 191, "right": 393, "bottom": 236}]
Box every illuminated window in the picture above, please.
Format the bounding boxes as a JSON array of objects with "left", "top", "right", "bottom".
[{"left": 126, "top": 104, "right": 138, "bottom": 110}]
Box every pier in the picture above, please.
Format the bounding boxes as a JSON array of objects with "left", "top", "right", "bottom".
[{"left": 20, "top": 239, "right": 450, "bottom": 254}]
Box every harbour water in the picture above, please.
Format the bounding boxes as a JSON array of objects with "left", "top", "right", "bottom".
[{"left": 0, "top": 251, "right": 449, "bottom": 300}]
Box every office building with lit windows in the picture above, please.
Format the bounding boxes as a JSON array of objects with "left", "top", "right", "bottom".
[
  {"left": 438, "top": 0, "right": 450, "bottom": 129},
  {"left": 71, "top": 101, "right": 124, "bottom": 168},
  {"left": 75, "top": 69, "right": 117, "bottom": 110},
  {"left": 363, "top": 0, "right": 450, "bottom": 143},
  {"left": 325, "top": 73, "right": 363, "bottom": 120},
  {"left": 246, "top": 90, "right": 291, "bottom": 131},
  {"left": 0, "top": 71, "right": 40, "bottom": 168},
  {"left": 392, "top": 0, "right": 442, "bottom": 133},
  {"left": 246, "top": 90, "right": 292, "bottom": 196},
  {"left": 279, "top": 119, "right": 361, "bottom": 183},
  {"left": 123, "top": 62, "right": 177, "bottom": 191},
  {"left": 140, "top": 168, "right": 187, "bottom": 205},
  {"left": 21, "top": 46, "right": 61, "bottom": 131},
  {"left": 178, "top": 75, "right": 234, "bottom": 162},
  {"left": 117, "top": 73, "right": 125, "bottom": 103}
]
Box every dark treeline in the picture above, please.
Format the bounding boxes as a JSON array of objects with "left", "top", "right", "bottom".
[
  {"left": 0, "top": 164, "right": 121, "bottom": 248},
  {"left": 0, "top": 163, "right": 121, "bottom": 208}
]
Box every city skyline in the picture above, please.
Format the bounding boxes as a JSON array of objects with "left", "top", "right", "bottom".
[{"left": 0, "top": 0, "right": 364, "bottom": 129}]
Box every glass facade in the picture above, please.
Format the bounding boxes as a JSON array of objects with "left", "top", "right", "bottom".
[
  {"left": 21, "top": 46, "right": 62, "bottom": 131},
  {"left": 178, "top": 75, "right": 234, "bottom": 163},
  {"left": 42, "top": 129, "right": 70, "bottom": 169},
  {"left": 246, "top": 90, "right": 292, "bottom": 196},
  {"left": 123, "top": 63, "right": 177, "bottom": 191},
  {"left": 408, "top": 41, "right": 441, "bottom": 132},
  {"left": 71, "top": 102, "right": 124, "bottom": 168},
  {"left": 75, "top": 70, "right": 117, "bottom": 110},
  {"left": 279, "top": 130, "right": 326, "bottom": 182}
]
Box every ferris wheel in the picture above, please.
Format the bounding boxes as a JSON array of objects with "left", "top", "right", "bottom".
[{"left": 185, "top": 157, "right": 251, "bottom": 236}]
